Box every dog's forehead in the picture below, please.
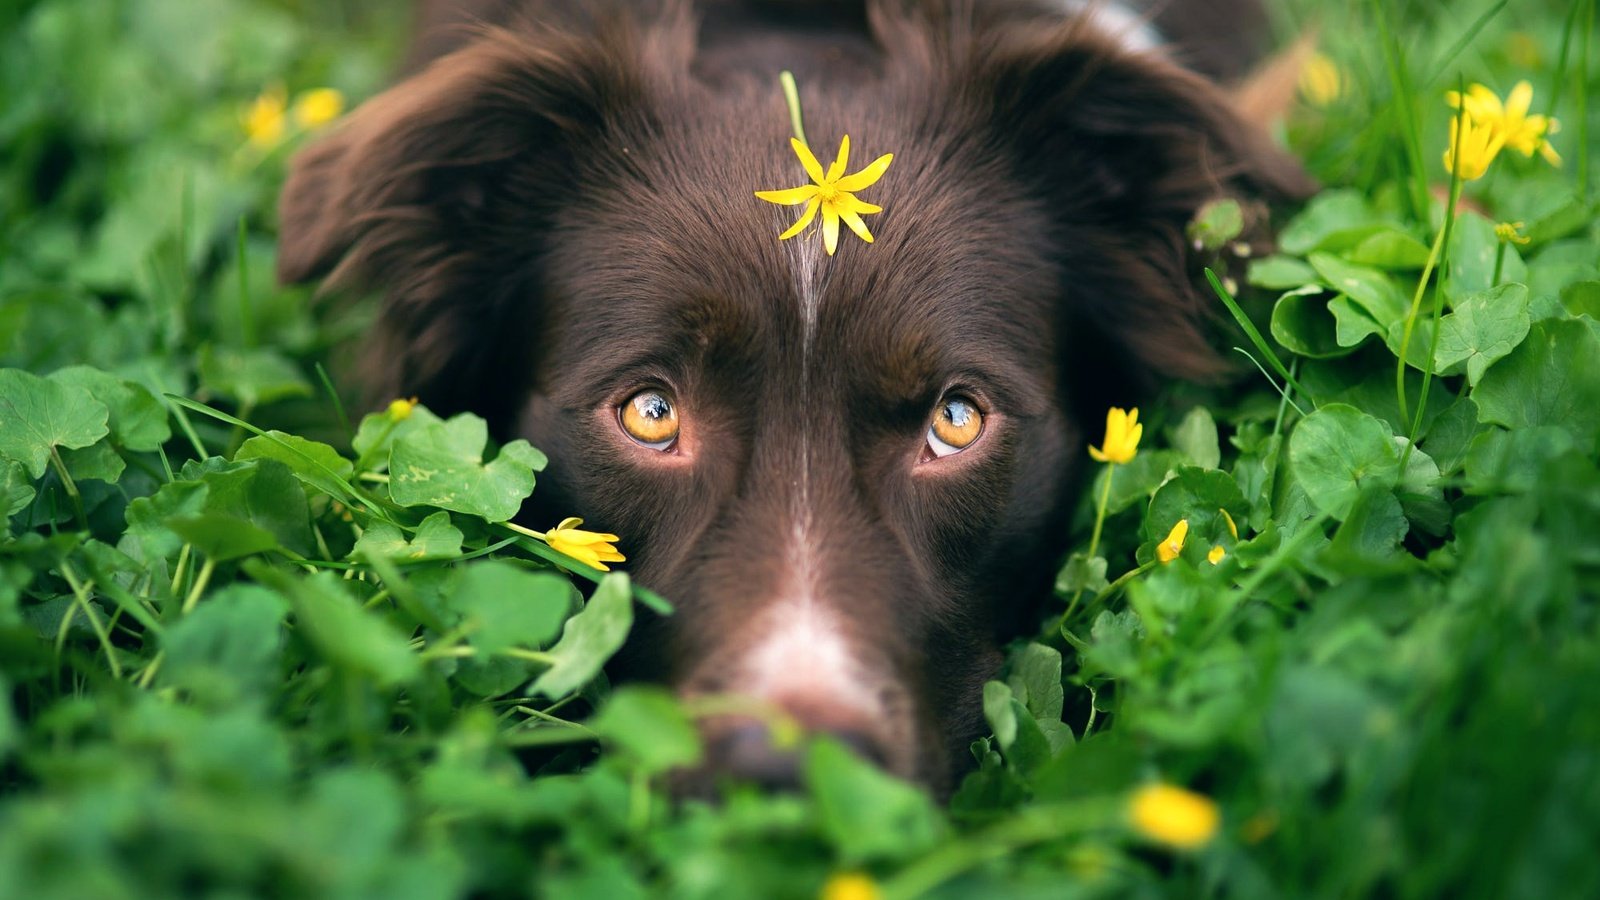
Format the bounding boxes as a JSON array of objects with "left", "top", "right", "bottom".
[{"left": 552, "top": 101, "right": 1060, "bottom": 382}]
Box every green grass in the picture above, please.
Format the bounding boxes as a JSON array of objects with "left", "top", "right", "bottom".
[{"left": 2, "top": 0, "right": 1599, "bottom": 897}]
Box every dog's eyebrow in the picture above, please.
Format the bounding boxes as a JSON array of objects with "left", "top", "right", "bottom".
[{"left": 551, "top": 289, "right": 769, "bottom": 405}]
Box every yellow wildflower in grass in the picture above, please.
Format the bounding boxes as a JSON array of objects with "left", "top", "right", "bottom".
[
  {"left": 1130, "top": 782, "right": 1220, "bottom": 850},
  {"left": 386, "top": 396, "right": 419, "bottom": 421},
  {"left": 1443, "top": 111, "right": 1509, "bottom": 181},
  {"left": 292, "top": 87, "right": 345, "bottom": 129},
  {"left": 1495, "top": 221, "right": 1531, "bottom": 245},
  {"left": 1156, "top": 519, "right": 1189, "bottom": 564},
  {"left": 1207, "top": 544, "right": 1227, "bottom": 565},
  {"left": 1298, "top": 52, "right": 1343, "bottom": 106},
  {"left": 820, "top": 872, "right": 881, "bottom": 900},
  {"left": 756, "top": 135, "right": 893, "bottom": 256},
  {"left": 243, "top": 84, "right": 288, "bottom": 149},
  {"left": 544, "top": 517, "right": 626, "bottom": 571},
  {"left": 1446, "top": 81, "right": 1561, "bottom": 166},
  {"left": 1088, "top": 407, "right": 1142, "bottom": 464}
]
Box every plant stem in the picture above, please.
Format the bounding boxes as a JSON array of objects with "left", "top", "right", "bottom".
[
  {"left": 1062, "top": 465, "right": 1116, "bottom": 624},
  {"left": 181, "top": 557, "right": 217, "bottom": 614},
  {"left": 504, "top": 521, "right": 549, "bottom": 542},
  {"left": 61, "top": 563, "right": 121, "bottom": 679},
  {"left": 779, "top": 70, "right": 808, "bottom": 145},
  {"left": 47, "top": 446, "right": 86, "bottom": 530},
  {"left": 1396, "top": 153, "right": 1464, "bottom": 427}
]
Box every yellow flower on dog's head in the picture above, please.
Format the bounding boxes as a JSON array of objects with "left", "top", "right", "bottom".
[
  {"left": 1447, "top": 81, "right": 1560, "bottom": 166},
  {"left": 1088, "top": 407, "right": 1142, "bottom": 464},
  {"left": 756, "top": 135, "right": 893, "bottom": 256},
  {"left": 544, "top": 517, "right": 626, "bottom": 571},
  {"left": 1131, "top": 783, "right": 1219, "bottom": 849}
]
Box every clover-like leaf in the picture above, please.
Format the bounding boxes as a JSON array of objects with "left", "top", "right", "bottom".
[
  {"left": 1475, "top": 318, "right": 1600, "bottom": 453},
  {"left": 48, "top": 365, "right": 170, "bottom": 451},
  {"left": 1432, "top": 284, "right": 1531, "bottom": 385},
  {"left": 235, "top": 431, "right": 355, "bottom": 500},
  {"left": 0, "top": 369, "right": 110, "bottom": 478},
  {"left": 389, "top": 414, "right": 547, "bottom": 523},
  {"left": 1287, "top": 404, "right": 1402, "bottom": 520},
  {"left": 529, "top": 572, "right": 633, "bottom": 699},
  {"left": 451, "top": 561, "right": 573, "bottom": 655},
  {"left": 352, "top": 511, "right": 464, "bottom": 563}
]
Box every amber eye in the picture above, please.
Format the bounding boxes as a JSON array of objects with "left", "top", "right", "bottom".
[
  {"left": 927, "top": 396, "right": 983, "bottom": 458},
  {"left": 620, "top": 389, "right": 680, "bottom": 450}
]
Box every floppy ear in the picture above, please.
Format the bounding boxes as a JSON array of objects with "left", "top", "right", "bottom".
[
  {"left": 277, "top": 21, "right": 670, "bottom": 427},
  {"left": 971, "top": 25, "right": 1316, "bottom": 394}
]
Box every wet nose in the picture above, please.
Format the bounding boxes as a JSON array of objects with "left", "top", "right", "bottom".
[{"left": 704, "top": 720, "right": 888, "bottom": 790}]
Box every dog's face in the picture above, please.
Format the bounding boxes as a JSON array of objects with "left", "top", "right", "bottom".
[{"left": 278, "top": 4, "right": 1310, "bottom": 791}]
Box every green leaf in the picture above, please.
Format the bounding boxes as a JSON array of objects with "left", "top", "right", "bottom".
[
  {"left": 197, "top": 345, "right": 312, "bottom": 407},
  {"left": 0, "top": 368, "right": 110, "bottom": 478},
  {"left": 1329, "top": 294, "right": 1386, "bottom": 348},
  {"left": 167, "top": 513, "right": 280, "bottom": 561},
  {"left": 1287, "top": 404, "right": 1402, "bottom": 520},
  {"left": 451, "top": 561, "right": 573, "bottom": 654},
  {"left": 59, "top": 440, "right": 124, "bottom": 483},
  {"left": 160, "top": 584, "right": 288, "bottom": 697},
  {"left": 1475, "top": 318, "right": 1600, "bottom": 453},
  {"left": 1431, "top": 283, "right": 1531, "bottom": 385},
  {"left": 590, "top": 686, "right": 702, "bottom": 776},
  {"left": 179, "top": 458, "right": 316, "bottom": 557},
  {"left": 805, "top": 738, "right": 944, "bottom": 864},
  {"left": 389, "top": 414, "right": 547, "bottom": 523},
  {"left": 1273, "top": 286, "right": 1355, "bottom": 358},
  {"left": 530, "top": 572, "right": 634, "bottom": 698},
  {"left": 1170, "top": 407, "right": 1221, "bottom": 470},
  {"left": 47, "top": 365, "right": 170, "bottom": 451},
  {"left": 1308, "top": 253, "right": 1409, "bottom": 335},
  {"left": 352, "top": 511, "right": 464, "bottom": 563},
  {"left": 1345, "top": 228, "right": 1431, "bottom": 269},
  {"left": 1462, "top": 426, "right": 1578, "bottom": 494},
  {"left": 235, "top": 431, "right": 355, "bottom": 500},
  {"left": 1278, "top": 189, "right": 1383, "bottom": 255},
  {"left": 1248, "top": 255, "right": 1317, "bottom": 290},
  {"left": 1560, "top": 280, "right": 1600, "bottom": 320},
  {"left": 0, "top": 459, "right": 35, "bottom": 519},
  {"left": 1144, "top": 467, "right": 1249, "bottom": 557},
  {"left": 1186, "top": 198, "right": 1243, "bottom": 251},
  {"left": 983, "top": 680, "right": 1018, "bottom": 748},
  {"left": 1448, "top": 212, "right": 1526, "bottom": 294},
  {"left": 1054, "top": 553, "right": 1108, "bottom": 597},
  {"left": 1327, "top": 485, "right": 1409, "bottom": 561},
  {"left": 351, "top": 404, "right": 444, "bottom": 470},
  {"left": 268, "top": 569, "right": 420, "bottom": 687}
]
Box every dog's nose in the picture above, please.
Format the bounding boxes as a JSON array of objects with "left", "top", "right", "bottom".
[{"left": 704, "top": 720, "right": 887, "bottom": 790}]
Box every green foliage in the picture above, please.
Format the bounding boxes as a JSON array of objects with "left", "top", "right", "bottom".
[{"left": 2, "top": 0, "right": 1598, "bottom": 898}]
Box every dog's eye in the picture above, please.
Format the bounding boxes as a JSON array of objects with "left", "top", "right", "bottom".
[
  {"left": 926, "top": 396, "right": 983, "bottom": 458},
  {"left": 619, "top": 389, "right": 680, "bottom": 450}
]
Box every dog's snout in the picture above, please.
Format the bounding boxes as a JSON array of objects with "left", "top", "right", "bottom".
[{"left": 701, "top": 718, "right": 889, "bottom": 790}]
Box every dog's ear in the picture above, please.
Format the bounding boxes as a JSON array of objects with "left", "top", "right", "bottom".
[
  {"left": 971, "top": 26, "right": 1316, "bottom": 395},
  {"left": 277, "top": 21, "right": 673, "bottom": 426}
]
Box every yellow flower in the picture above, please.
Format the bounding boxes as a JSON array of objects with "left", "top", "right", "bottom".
[
  {"left": 545, "top": 517, "right": 626, "bottom": 571},
  {"left": 1130, "top": 782, "right": 1220, "bottom": 850},
  {"left": 1298, "top": 53, "right": 1343, "bottom": 106},
  {"left": 1156, "top": 519, "right": 1188, "bottom": 564},
  {"left": 1220, "top": 508, "right": 1239, "bottom": 540},
  {"left": 292, "top": 87, "right": 345, "bottom": 129},
  {"left": 387, "top": 396, "right": 419, "bottom": 421},
  {"left": 1442, "top": 111, "right": 1509, "bottom": 181},
  {"left": 820, "top": 873, "right": 880, "bottom": 900},
  {"left": 1446, "top": 81, "right": 1561, "bottom": 166},
  {"left": 1088, "top": 407, "right": 1142, "bottom": 464},
  {"left": 756, "top": 135, "right": 893, "bottom": 256},
  {"left": 1494, "top": 221, "right": 1531, "bottom": 245},
  {"left": 1207, "top": 544, "right": 1227, "bottom": 565},
  {"left": 242, "top": 84, "right": 287, "bottom": 148}
]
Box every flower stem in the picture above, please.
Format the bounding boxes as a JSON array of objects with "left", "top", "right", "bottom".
[
  {"left": 1395, "top": 152, "right": 1464, "bottom": 426},
  {"left": 503, "top": 521, "right": 548, "bottom": 542},
  {"left": 1491, "top": 241, "right": 1507, "bottom": 287},
  {"left": 181, "top": 557, "right": 217, "bottom": 614},
  {"left": 779, "top": 70, "right": 808, "bottom": 145},
  {"left": 1063, "top": 464, "right": 1116, "bottom": 623}
]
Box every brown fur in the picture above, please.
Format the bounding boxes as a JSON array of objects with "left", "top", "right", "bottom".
[{"left": 279, "top": 0, "right": 1313, "bottom": 792}]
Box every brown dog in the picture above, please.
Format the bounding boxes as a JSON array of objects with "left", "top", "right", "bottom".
[{"left": 278, "top": 0, "right": 1311, "bottom": 792}]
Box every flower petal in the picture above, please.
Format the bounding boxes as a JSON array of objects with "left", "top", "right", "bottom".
[
  {"left": 839, "top": 207, "right": 874, "bottom": 243},
  {"left": 825, "top": 134, "right": 850, "bottom": 182},
  {"left": 778, "top": 196, "right": 822, "bottom": 240},
  {"left": 833, "top": 153, "right": 894, "bottom": 192},
  {"left": 1506, "top": 80, "right": 1533, "bottom": 118},
  {"left": 791, "top": 138, "right": 826, "bottom": 184},
  {"left": 755, "top": 185, "right": 820, "bottom": 205},
  {"left": 835, "top": 194, "right": 883, "bottom": 216},
  {"left": 822, "top": 203, "right": 840, "bottom": 256}
]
